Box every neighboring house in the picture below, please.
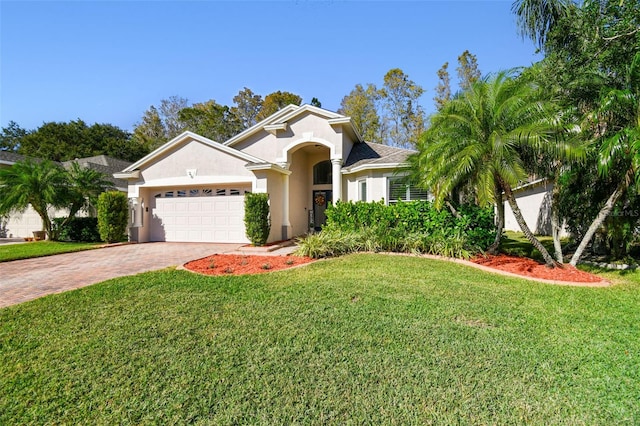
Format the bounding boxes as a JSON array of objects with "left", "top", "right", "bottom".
[
  {"left": 0, "top": 152, "right": 131, "bottom": 238},
  {"left": 115, "top": 104, "right": 428, "bottom": 244}
]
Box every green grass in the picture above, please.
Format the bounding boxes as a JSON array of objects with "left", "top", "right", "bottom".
[
  {"left": 2, "top": 254, "right": 640, "bottom": 424},
  {"left": 0, "top": 241, "right": 102, "bottom": 262},
  {"left": 499, "top": 231, "right": 564, "bottom": 262}
]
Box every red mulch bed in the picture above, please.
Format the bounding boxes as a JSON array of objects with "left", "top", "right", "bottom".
[
  {"left": 184, "top": 254, "right": 315, "bottom": 276},
  {"left": 470, "top": 254, "right": 603, "bottom": 283}
]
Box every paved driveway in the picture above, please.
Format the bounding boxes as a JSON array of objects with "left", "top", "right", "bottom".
[{"left": 0, "top": 243, "right": 242, "bottom": 308}]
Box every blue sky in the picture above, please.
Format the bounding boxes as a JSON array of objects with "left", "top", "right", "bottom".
[{"left": 1, "top": 1, "right": 541, "bottom": 132}]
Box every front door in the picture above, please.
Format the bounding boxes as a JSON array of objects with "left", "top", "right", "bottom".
[{"left": 312, "top": 190, "right": 332, "bottom": 231}]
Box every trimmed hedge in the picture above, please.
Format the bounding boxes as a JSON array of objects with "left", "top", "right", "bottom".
[
  {"left": 52, "top": 217, "right": 101, "bottom": 242},
  {"left": 296, "top": 200, "right": 495, "bottom": 259},
  {"left": 244, "top": 193, "right": 270, "bottom": 246},
  {"left": 97, "top": 191, "right": 129, "bottom": 243}
]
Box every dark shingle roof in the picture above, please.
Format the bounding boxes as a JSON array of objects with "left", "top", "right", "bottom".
[
  {"left": 62, "top": 156, "right": 132, "bottom": 190},
  {"left": 343, "top": 142, "right": 414, "bottom": 171},
  {"left": 0, "top": 152, "right": 132, "bottom": 190},
  {"left": 0, "top": 151, "right": 27, "bottom": 164}
]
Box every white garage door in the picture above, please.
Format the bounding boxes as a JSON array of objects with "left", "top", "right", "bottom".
[{"left": 150, "top": 187, "right": 250, "bottom": 243}]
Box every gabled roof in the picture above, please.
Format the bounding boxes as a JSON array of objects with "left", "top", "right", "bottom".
[
  {"left": 120, "top": 131, "right": 268, "bottom": 175},
  {"left": 224, "top": 104, "right": 363, "bottom": 147},
  {"left": 343, "top": 141, "right": 414, "bottom": 174},
  {"left": 223, "top": 104, "right": 300, "bottom": 147}
]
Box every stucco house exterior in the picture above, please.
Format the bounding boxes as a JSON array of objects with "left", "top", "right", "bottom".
[
  {"left": 0, "top": 152, "right": 131, "bottom": 238},
  {"left": 502, "top": 178, "right": 569, "bottom": 237},
  {"left": 114, "top": 104, "right": 428, "bottom": 244}
]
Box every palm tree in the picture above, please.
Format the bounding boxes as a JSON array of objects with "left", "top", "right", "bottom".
[
  {"left": 65, "top": 161, "right": 114, "bottom": 219},
  {"left": 511, "top": 0, "right": 575, "bottom": 50},
  {"left": 0, "top": 160, "right": 67, "bottom": 239},
  {"left": 569, "top": 53, "right": 640, "bottom": 265},
  {"left": 410, "top": 70, "right": 581, "bottom": 267},
  {"left": 0, "top": 160, "right": 114, "bottom": 240}
]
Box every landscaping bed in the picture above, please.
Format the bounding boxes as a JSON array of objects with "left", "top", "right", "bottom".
[
  {"left": 184, "top": 254, "right": 315, "bottom": 275},
  {"left": 471, "top": 254, "right": 603, "bottom": 283}
]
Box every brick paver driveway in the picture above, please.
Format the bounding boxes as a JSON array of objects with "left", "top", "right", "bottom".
[{"left": 0, "top": 242, "right": 242, "bottom": 308}]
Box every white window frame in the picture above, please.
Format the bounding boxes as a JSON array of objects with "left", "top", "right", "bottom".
[
  {"left": 358, "top": 179, "right": 368, "bottom": 202},
  {"left": 386, "top": 176, "right": 429, "bottom": 204}
]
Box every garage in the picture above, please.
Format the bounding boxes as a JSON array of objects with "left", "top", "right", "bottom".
[{"left": 149, "top": 186, "right": 251, "bottom": 243}]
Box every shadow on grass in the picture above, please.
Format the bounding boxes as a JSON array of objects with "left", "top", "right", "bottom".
[{"left": 498, "top": 231, "right": 563, "bottom": 263}]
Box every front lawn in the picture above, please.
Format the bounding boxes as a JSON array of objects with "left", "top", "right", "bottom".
[
  {"left": 1, "top": 254, "right": 639, "bottom": 423},
  {"left": 0, "top": 241, "right": 101, "bottom": 262}
]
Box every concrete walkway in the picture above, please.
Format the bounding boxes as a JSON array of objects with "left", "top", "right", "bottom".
[{"left": 0, "top": 242, "right": 248, "bottom": 308}]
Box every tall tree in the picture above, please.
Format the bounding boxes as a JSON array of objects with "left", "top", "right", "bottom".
[
  {"left": 17, "top": 120, "right": 136, "bottom": 162},
  {"left": 523, "top": 0, "right": 640, "bottom": 261},
  {"left": 231, "top": 87, "right": 263, "bottom": 129},
  {"left": 457, "top": 50, "right": 481, "bottom": 91},
  {"left": 338, "top": 83, "right": 382, "bottom": 144},
  {"left": 434, "top": 62, "right": 452, "bottom": 110},
  {"left": 0, "top": 121, "right": 27, "bottom": 152},
  {"left": 569, "top": 52, "right": 640, "bottom": 266},
  {"left": 159, "top": 95, "right": 189, "bottom": 138},
  {"left": 178, "top": 100, "right": 243, "bottom": 142},
  {"left": 511, "top": 0, "right": 574, "bottom": 50},
  {"left": 409, "top": 70, "right": 581, "bottom": 266},
  {"left": 256, "top": 91, "right": 302, "bottom": 121},
  {"left": 132, "top": 106, "right": 167, "bottom": 152},
  {"left": 379, "top": 68, "right": 425, "bottom": 148}
]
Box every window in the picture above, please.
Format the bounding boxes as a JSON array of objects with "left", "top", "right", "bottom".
[
  {"left": 177, "top": 190, "right": 186, "bottom": 197},
  {"left": 216, "top": 189, "right": 226, "bottom": 196},
  {"left": 359, "top": 180, "right": 367, "bottom": 202},
  {"left": 387, "top": 178, "right": 429, "bottom": 203},
  {"left": 202, "top": 189, "right": 213, "bottom": 196},
  {"left": 229, "top": 188, "right": 240, "bottom": 196},
  {"left": 189, "top": 189, "right": 200, "bottom": 197},
  {"left": 313, "top": 160, "right": 332, "bottom": 185},
  {"left": 164, "top": 191, "right": 174, "bottom": 198}
]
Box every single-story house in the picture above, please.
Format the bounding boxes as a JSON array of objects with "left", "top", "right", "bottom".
[
  {"left": 0, "top": 152, "right": 131, "bottom": 238},
  {"left": 114, "top": 104, "right": 560, "bottom": 244},
  {"left": 114, "top": 104, "right": 428, "bottom": 244}
]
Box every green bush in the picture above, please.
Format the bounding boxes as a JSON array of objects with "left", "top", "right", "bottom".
[
  {"left": 52, "top": 217, "right": 101, "bottom": 242},
  {"left": 244, "top": 193, "right": 270, "bottom": 246},
  {"left": 297, "top": 200, "right": 495, "bottom": 259},
  {"left": 97, "top": 191, "right": 129, "bottom": 243}
]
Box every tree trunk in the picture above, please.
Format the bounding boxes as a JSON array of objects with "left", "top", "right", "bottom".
[
  {"left": 503, "top": 183, "right": 559, "bottom": 267},
  {"left": 569, "top": 178, "right": 629, "bottom": 266},
  {"left": 31, "top": 204, "right": 53, "bottom": 240},
  {"left": 551, "top": 180, "right": 563, "bottom": 263},
  {"left": 445, "top": 200, "right": 462, "bottom": 219},
  {"left": 487, "top": 188, "right": 504, "bottom": 255}
]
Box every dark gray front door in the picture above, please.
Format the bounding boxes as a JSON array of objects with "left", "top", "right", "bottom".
[{"left": 313, "top": 190, "right": 332, "bottom": 231}]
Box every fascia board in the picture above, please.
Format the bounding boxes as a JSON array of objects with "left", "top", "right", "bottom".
[
  {"left": 271, "top": 104, "right": 342, "bottom": 125},
  {"left": 245, "top": 163, "right": 292, "bottom": 175},
  {"left": 123, "top": 131, "right": 267, "bottom": 172},
  {"left": 224, "top": 104, "right": 300, "bottom": 147},
  {"left": 342, "top": 162, "right": 409, "bottom": 175},
  {"left": 113, "top": 170, "right": 141, "bottom": 179}
]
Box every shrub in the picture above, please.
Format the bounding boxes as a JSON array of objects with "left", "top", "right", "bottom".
[
  {"left": 97, "top": 191, "right": 128, "bottom": 243},
  {"left": 244, "top": 193, "right": 270, "bottom": 246},
  {"left": 52, "top": 217, "right": 100, "bottom": 242},
  {"left": 297, "top": 200, "right": 495, "bottom": 259}
]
